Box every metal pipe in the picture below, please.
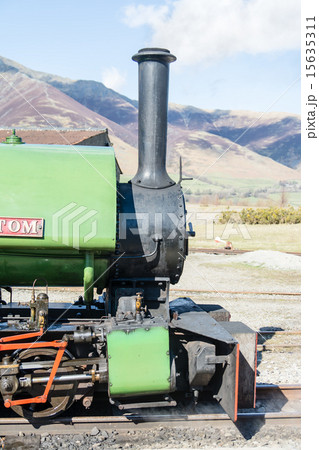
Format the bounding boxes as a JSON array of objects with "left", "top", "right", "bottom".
[
  {"left": 84, "top": 251, "right": 94, "bottom": 304},
  {"left": 131, "top": 48, "right": 176, "bottom": 189},
  {"left": 31, "top": 373, "right": 97, "bottom": 384}
]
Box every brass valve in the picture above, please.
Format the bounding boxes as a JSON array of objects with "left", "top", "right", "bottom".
[
  {"left": 136, "top": 292, "right": 143, "bottom": 312},
  {"left": 38, "top": 310, "right": 45, "bottom": 329},
  {"left": 29, "top": 279, "right": 49, "bottom": 329}
]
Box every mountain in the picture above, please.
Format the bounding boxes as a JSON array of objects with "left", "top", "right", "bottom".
[
  {"left": 0, "top": 55, "right": 300, "bottom": 182},
  {"left": 0, "top": 69, "right": 138, "bottom": 174},
  {"left": 167, "top": 105, "right": 301, "bottom": 170},
  {"left": 0, "top": 56, "right": 138, "bottom": 127}
]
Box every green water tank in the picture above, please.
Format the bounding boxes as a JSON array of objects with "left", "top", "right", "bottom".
[{"left": 0, "top": 140, "right": 117, "bottom": 298}]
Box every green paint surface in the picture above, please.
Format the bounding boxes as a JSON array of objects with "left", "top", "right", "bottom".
[
  {"left": 0, "top": 143, "right": 117, "bottom": 286},
  {"left": 107, "top": 327, "right": 171, "bottom": 396}
]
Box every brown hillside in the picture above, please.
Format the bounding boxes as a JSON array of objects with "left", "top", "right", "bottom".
[{"left": 0, "top": 68, "right": 300, "bottom": 182}]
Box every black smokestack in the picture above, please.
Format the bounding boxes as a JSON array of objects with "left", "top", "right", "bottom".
[{"left": 131, "top": 48, "right": 176, "bottom": 189}]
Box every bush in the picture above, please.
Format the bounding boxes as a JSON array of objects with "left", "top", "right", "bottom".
[
  {"left": 218, "top": 208, "right": 237, "bottom": 224},
  {"left": 219, "top": 206, "right": 301, "bottom": 225}
]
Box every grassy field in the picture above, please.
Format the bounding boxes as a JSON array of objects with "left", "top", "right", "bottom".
[{"left": 186, "top": 204, "right": 301, "bottom": 253}]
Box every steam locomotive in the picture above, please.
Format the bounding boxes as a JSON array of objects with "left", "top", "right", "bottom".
[{"left": 0, "top": 48, "right": 256, "bottom": 422}]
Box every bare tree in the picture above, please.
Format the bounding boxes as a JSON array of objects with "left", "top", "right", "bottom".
[{"left": 280, "top": 184, "right": 288, "bottom": 207}]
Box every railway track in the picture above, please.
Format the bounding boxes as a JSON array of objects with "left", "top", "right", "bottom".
[
  {"left": 0, "top": 385, "right": 301, "bottom": 436},
  {"left": 190, "top": 247, "right": 301, "bottom": 256},
  {"left": 257, "top": 343, "right": 300, "bottom": 351},
  {"left": 10, "top": 286, "right": 301, "bottom": 297},
  {"left": 257, "top": 330, "right": 301, "bottom": 351},
  {"left": 171, "top": 288, "right": 301, "bottom": 296}
]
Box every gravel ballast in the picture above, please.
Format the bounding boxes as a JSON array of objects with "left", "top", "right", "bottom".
[{"left": 35, "top": 424, "right": 301, "bottom": 449}]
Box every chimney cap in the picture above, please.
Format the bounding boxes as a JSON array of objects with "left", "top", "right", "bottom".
[{"left": 132, "top": 48, "right": 176, "bottom": 64}]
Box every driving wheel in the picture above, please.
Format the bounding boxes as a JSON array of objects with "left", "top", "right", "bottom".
[{"left": 2, "top": 347, "right": 78, "bottom": 420}]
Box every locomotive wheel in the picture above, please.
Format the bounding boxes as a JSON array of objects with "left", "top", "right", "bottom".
[{"left": 2, "top": 348, "right": 78, "bottom": 420}]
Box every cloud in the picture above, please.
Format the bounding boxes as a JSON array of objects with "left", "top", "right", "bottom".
[
  {"left": 102, "top": 67, "right": 126, "bottom": 91},
  {"left": 123, "top": 0, "right": 300, "bottom": 65},
  {"left": 124, "top": 3, "right": 170, "bottom": 29}
]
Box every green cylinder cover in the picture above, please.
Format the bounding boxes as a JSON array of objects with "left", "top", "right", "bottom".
[
  {"left": 107, "top": 327, "right": 171, "bottom": 397},
  {"left": 0, "top": 143, "right": 117, "bottom": 288}
]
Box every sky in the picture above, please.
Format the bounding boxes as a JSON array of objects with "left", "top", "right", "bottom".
[{"left": 0, "top": 0, "right": 301, "bottom": 114}]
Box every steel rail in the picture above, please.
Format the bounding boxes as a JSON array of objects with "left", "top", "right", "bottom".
[
  {"left": 190, "top": 248, "right": 301, "bottom": 256},
  {"left": 0, "top": 384, "right": 301, "bottom": 435},
  {"left": 171, "top": 288, "right": 301, "bottom": 296},
  {"left": 258, "top": 330, "right": 301, "bottom": 335},
  {"left": 6, "top": 286, "right": 301, "bottom": 296},
  {"left": 0, "top": 411, "right": 301, "bottom": 425},
  {"left": 0, "top": 411, "right": 301, "bottom": 436},
  {"left": 256, "top": 384, "right": 301, "bottom": 400},
  {"left": 257, "top": 344, "right": 300, "bottom": 351}
]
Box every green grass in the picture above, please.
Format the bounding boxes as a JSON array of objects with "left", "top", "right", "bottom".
[
  {"left": 198, "top": 175, "right": 278, "bottom": 189},
  {"left": 267, "top": 192, "right": 301, "bottom": 208},
  {"left": 180, "top": 175, "right": 300, "bottom": 207},
  {"left": 189, "top": 222, "right": 301, "bottom": 253}
]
